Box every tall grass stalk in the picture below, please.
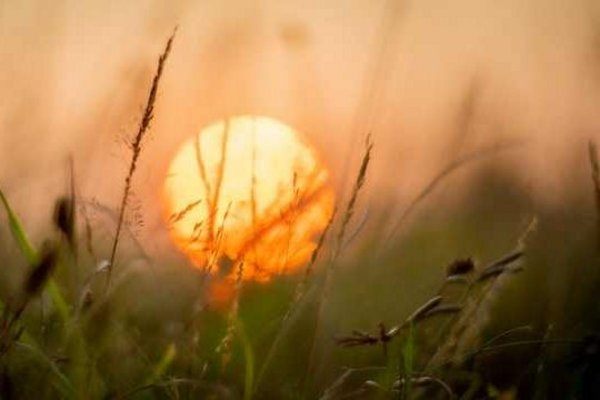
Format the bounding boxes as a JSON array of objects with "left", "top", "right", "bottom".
[
  {"left": 253, "top": 209, "right": 335, "bottom": 394},
  {"left": 0, "top": 190, "right": 96, "bottom": 396},
  {"left": 383, "top": 141, "right": 524, "bottom": 248},
  {"left": 402, "top": 323, "right": 415, "bottom": 400},
  {"left": 107, "top": 29, "right": 176, "bottom": 287},
  {"left": 215, "top": 260, "right": 246, "bottom": 372},
  {"left": 303, "top": 134, "right": 372, "bottom": 393},
  {"left": 333, "top": 134, "right": 372, "bottom": 261}
]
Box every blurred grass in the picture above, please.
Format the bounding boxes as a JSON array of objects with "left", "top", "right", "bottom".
[
  {"left": 1, "top": 135, "right": 599, "bottom": 399},
  {"left": 1, "top": 165, "right": 599, "bottom": 398}
]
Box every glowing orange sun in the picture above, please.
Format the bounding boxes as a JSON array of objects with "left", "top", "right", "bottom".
[{"left": 163, "top": 116, "right": 335, "bottom": 282}]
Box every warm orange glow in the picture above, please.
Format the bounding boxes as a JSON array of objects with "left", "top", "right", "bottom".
[{"left": 163, "top": 116, "right": 335, "bottom": 282}]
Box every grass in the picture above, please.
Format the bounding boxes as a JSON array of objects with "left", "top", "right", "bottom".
[
  {"left": 107, "top": 29, "right": 177, "bottom": 288},
  {"left": 0, "top": 32, "right": 598, "bottom": 400}
]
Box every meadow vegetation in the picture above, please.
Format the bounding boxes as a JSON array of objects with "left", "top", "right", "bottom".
[{"left": 0, "top": 32, "right": 598, "bottom": 400}]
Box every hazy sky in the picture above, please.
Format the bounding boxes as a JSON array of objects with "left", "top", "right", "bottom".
[{"left": 2, "top": 0, "right": 600, "bottom": 241}]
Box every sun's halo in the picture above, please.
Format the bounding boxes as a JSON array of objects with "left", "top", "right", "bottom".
[{"left": 162, "top": 116, "right": 335, "bottom": 282}]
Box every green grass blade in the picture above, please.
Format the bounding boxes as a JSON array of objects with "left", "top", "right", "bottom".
[
  {"left": 148, "top": 342, "right": 177, "bottom": 384},
  {"left": 16, "top": 341, "right": 75, "bottom": 398},
  {"left": 236, "top": 318, "right": 254, "bottom": 400},
  {"left": 47, "top": 280, "right": 70, "bottom": 323},
  {"left": 384, "top": 339, "right": 400, "bottom": 391},
  {"left": 0, "top": 188, "right": 70, "bottom": 322},
  {"left": 0, "top": 189, "right": 37, "bottom": 264},
  {"left": 402, "top": 323, "right": 415, "bottom": 399}
]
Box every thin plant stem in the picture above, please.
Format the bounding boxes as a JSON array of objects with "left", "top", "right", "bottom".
[
  {"left": 303, "top": 135, "right": 372, "bottom": 394},
  {"left": 107, "top": 29, "right": 176, "bottom": 288},
  {"left": 383, "top": 141, "right": 524, "bottom": 248}
]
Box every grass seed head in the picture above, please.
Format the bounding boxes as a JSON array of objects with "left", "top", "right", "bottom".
[
  {"left": 23, "top": 242, "right": 58, "bottom": 297},
  {"left": 446, "top": 258, "right": 475, "bottom": 277},
  {"left": 53, "top": 196, "right": 75, "bottom": 244}
]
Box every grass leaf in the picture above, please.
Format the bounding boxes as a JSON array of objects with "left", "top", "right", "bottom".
[
  {"left": 16, "top": 341, "right": 75, "bottom": 399},
  {"left": 0, "top": 189, "right": 37, "bottom": 264},
  {"left": 236, "top": 318, "right": 254, "bottom": 400},
  {"left": 0, "top": 188, "right": 69, "bottom": 321},
  {"left": 402, "top": 323, "right": 415, "bottom": 399},
  {"left": 148, "top": 342, "right": 177, "bottom": 384}
]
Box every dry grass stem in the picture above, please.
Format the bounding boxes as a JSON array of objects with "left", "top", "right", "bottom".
[
  {"left": 168, "top": 199, "right": 202, "bottom": 225},
  {"left": 304, "top": 135, "right": 373, "bottom": 390},
  {"left": 334, "top": 134, "right": 373, "bottom": 259},
  {"left": 384, "top": 141, "right": 525, "bottom": 247},
  {"left": 107, "top": 29, "right": 176, "bottom": 287}
]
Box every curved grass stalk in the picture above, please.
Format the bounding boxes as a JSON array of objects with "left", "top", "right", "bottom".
[
  {"left": 107, "top": 29, "right": 176, "bottom": 287},
  {"left": 16, "top": 341, "right": 75, "bottom": 398},
  {"left": 383, "top": 141, "right": 525, "bottom": 248}
]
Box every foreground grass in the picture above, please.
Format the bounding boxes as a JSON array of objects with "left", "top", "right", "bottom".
[
  {"left": 1, "top": 175, "right": 600, "bottom": 399},
  {"left": 0, "top": 32, "right": 598, "bottom": 400}
]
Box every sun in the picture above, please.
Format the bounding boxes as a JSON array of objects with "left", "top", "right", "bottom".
[{"left": 162, "top": 116, "right": 335, "bottom": 282}]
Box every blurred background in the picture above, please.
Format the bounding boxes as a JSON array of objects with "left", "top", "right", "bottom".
[
  {"left": 0, "top": 0, "right": 599, "bottom": 398},
  {"left": 2, "top": 0, "right": 600, "bottom": 227}
]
